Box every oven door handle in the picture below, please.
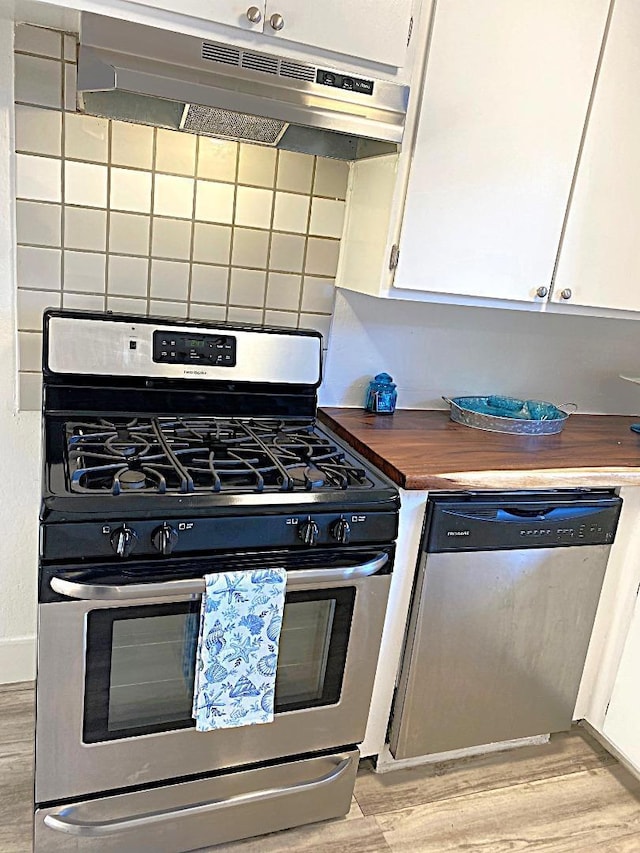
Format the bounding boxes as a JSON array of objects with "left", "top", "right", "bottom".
[
  {"left": 43, "top": 754, "right": 354, "bottom": 838},
  {"left": 49, "top": 552, "right": 389, "bottom": 601}
]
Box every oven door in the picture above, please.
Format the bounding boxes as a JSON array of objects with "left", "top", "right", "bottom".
[{"left": 36, "top": 547, "right": 392, "bottom": 803}]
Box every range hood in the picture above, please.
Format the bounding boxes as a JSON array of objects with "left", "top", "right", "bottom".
[{"left": 77, "top": 13, "right": 410, "bottom": 159}]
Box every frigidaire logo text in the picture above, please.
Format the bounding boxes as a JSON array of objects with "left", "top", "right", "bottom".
[
  {"left": 447, "top": 530, "right": 470, "bottom": 536},
  {"left": 184, "top": 369, "right": 207, "bottom": 376}
]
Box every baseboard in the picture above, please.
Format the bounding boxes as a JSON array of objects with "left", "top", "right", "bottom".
[{"left": 0, "top": 636, "right": 36, "bottom": 684}]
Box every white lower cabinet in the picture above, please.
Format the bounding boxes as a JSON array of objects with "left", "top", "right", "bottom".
[
  {"left": 602, "top": 590, "right": 640, "bottom": 773},
  {"left": 552, "top": 0, "right": 640, "bottom": 314}
]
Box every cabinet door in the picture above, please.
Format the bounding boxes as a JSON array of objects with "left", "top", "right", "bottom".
[
  {"left": 602, "top": 591, "right": 640, "bottom": 774},
  {"left": 129, "top": 0, "right": 266, "bottom": 32},
  {"left": 553, "top": 0, "right": 640, "bottom": 313},
  {"left": 262, "top": 0, "right": 413, "bottom": 68},
  {"left": 394, "top": 0, "right": 609, "bottom": 302}
]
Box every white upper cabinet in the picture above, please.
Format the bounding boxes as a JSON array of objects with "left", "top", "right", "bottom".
[
  {"left": 393, "top": 0, "right": 610, "bottom": 302},
  {"left": 261, "top": 0, "right": 414, "bottom": 68},
  {"left": 552, "top": 0, "right": 640, "bottom": 313},
  {"left": 127, "top": 0, "right": 414, "bottom": 68},
  {"left": 130, "top": 0, "right": 267, "bottom": 33}
]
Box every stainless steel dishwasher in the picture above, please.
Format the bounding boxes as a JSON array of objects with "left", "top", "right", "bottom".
[{"left": 389, "top": 490, "right": 622, "bottom": 760}]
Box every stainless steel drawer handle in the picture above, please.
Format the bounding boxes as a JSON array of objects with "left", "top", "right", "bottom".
[
  {"left": 43, "top": 756, "right": 353, "bottom": 838},
  {"left": 50, "top": 553, "right": 389, "bottom": 601}
]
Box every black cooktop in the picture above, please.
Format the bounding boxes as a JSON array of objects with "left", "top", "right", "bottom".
[{"left": 65, "top": 416, "right": 375, "bottom": 496}]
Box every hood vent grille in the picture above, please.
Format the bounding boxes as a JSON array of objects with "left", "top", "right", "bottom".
[{"left": 201, "top": 40, "right": 316, "bottom": 84}]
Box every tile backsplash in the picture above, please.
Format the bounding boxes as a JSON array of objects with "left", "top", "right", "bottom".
[{"left": 14, "top": 24, "right": 348, "bottom": 410}]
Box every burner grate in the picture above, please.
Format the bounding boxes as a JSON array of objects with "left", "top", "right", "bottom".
[{"left": 65, "top": 417, "right": 374, "bottom": 496}]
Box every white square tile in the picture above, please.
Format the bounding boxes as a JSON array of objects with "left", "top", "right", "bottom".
[
  {"left": 264, "top": 310, "right": 299, "bottom": 328},
  {"left": 190, "top": 265, "right": 228, "bottom": 305},
  {"left": 150, "top": 259, "right": 189, "bottom": 301},
  {"left": 266, "top": 272, "right": 301, "bottom": 311},
  {"left": 195, "top": 180, "right": 234, "bottom": 224},
  {"left": 64, "top": 34, "right": 77, "bottom": 61},
  {"left": 299, "top": 313, "right": 331, "bottom": 340},
  {"left": 238, "top": 145, "right": 277, "bottom": 188},
  {"left": 64, "top": 113, "right": 109, "bottom": 162},
  {"left": 301, "top": 276, "right": 335, "bottom": 313},
  {"left": 16, "top": 154, "right": 61, "bottom": 203},
  {"left": 18, "top": 331, "right": 43, "bottom": 372},
  {"left": 16, "top": 201, "right": 61, "bottom": 247},
  {"left": 111, "top": 122, "right": 154, "bottom": 170},
  {"left": 15, "top": 105, "right": 61, "bottom": 156},
  {"left": 15, "top": 25, "right": 61, "bottom": 58},
  {"left": 110, "top": 168, "right": 152, "bottom": 214},
  {"left": 63, "top": 292, "right": 105, "bottom": 311},
  {"left": 231, "top": 228, "right": 269, "bottom": 269},
  {"left": 189, "top": 303, "right": 227, "bottom": 322},
  {"left": 273, "top": 192, "right": 310, "bottom": 234},
  {"left": 234, "top": 186, "right": 273, "bottom": 229},
  {"left": 193, "top": 223, "right": 231, "bottom": 265},
  {"left": 269, "top": 232, "right": 305, "bottom": 273},
  {"left": 64, "top": 207, "right": 107, "bottom": 251},
  {"left": 156, "top": 128, "right": 197, "bottom": 176},
  {"left": 17, "top": 288, "right": 60, "bottom": 330},
  {"left": 109, "top": 213, "right": 150, "bottom": 255},
  {"left": 152, "top": 217, "right": 192, "bottom": 260},
  {"left": 19, "top": 371, "right": 43, "bottom": 411},
  {"left": 229, "top": 268, "right": 266, "bottom": 308},
  {"left": 107, "top": 296, "right": 147, "bottom": 314},
  {"left": 227, "top": 306, "right": 263, "bottom": 324},
  {"left": 309, "top": 198, "right": 346, "bottom": 239},
  {"left": 149, "top": 300, "right": 188, "bottom": 319},
  {"left": 64, "top": 63, "right": 77, "bottom": 112},
  {"left": 305, "top": 237, "right": 340, "bottom": 277},
  {"left": 65, "top": 161, "right": 107, "bottom": 208},
  {"left": 64, "top": 251, "right": 107, "bottom": 294},
  {"left": 276, "top": 151, "right": 313, "bottom": 194},
  {"left": 108, "top": 255, "right": 149, "bottom": 297},
  {"left": 14, "top": 54, "right": 62, "bottom": 108},
  {"left": 313, "top": 158, "right": 350, "bottom": 199},
  {"left": 17, "top": 246, "right": 61, "bottom": 290},
  {"left": 154, "top": 174, "right": 194, "bottom": 219},
  {"left": 197, "top": 139, "right": 237, "bottom": 182}
]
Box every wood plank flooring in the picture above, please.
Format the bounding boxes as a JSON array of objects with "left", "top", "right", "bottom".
[{"left": 2, "top": 682, "right": 639, "bottom": 852}]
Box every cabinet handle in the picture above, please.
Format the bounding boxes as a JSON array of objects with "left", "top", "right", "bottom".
[
  {"left": 269, "top": 12, "right": 285, "bottom": 30},
  {"left": 536, "top": 286, "right": 548, "bottom": 298},
  {"left": 246, "top": 5, "right": 262, "bottom": 23},
  {"left": 560, "top": 288, "right": 572, "bottom": 301}
]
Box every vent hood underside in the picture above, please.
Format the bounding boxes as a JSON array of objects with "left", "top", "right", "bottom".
[{"left": 77, "top": 14, "right": 409, "bottom": 160}]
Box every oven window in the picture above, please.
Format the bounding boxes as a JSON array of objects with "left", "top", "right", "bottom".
[{"left": 83, "top": 588, "right": 355, "bottom": 743}]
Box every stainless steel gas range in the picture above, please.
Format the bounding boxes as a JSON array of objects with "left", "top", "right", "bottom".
[{"left": 34, "top": 310, "right": 399, "bottom": 853}]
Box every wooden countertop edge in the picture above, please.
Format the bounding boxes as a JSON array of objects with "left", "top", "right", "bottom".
[{"left": 406, "top": 467, "right": 640, "bottom": 491}]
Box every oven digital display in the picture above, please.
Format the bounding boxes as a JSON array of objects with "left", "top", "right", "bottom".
[{"left": 152, "top": 331, "right": 237, "bottom": 367}]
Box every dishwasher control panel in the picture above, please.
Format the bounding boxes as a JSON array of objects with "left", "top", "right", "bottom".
[{"left": 426, "top": 491, "right": 622, "bottom": 553}]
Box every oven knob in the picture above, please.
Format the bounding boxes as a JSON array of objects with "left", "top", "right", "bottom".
[
  {"left": 298, "top": 519, "right": 319, "bottom": 547},
  {"left": 330, "top": 517, "right": 351, "bottom": 544},
  {"left": 151, "top": 523, "right": 179, "bottom": 556},
  {"left": 110, "top": 525, "right": 138, "bottom": 558}
]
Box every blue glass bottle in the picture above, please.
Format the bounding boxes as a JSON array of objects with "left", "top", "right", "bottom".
[{"left": 365, "top": 373, "right": 397, "bottom": 415}]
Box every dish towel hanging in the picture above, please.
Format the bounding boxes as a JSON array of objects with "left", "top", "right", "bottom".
[{"left": 192, "top": 569, "right": 287, "bottom": 732}]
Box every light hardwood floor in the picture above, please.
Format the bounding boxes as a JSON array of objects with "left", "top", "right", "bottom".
[{"left": 2, "top": 682, "right": 639, "bottom": 852}]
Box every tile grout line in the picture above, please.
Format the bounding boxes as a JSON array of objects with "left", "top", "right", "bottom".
[
  {"left": 261, "top": 149, "right": 279, "bottom": 325},
  {"left": 58, "top": 43, "right": 66, "bottom": 313},
  {"left": 146, "top": 127, "right": 158, "bottom": 315},
  {"left": 186, "top": 134, "right": 200, "bottom": 319},
  {"left": 225, "top": 142, "right": 240, "bottom": 321},
  {"left": 104, "top": 118, "right": 113, "bottom": 311},
  {"left": 296, "top": 155, "right": 318, "bottom": 328}
]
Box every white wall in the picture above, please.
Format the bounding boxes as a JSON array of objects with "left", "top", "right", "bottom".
[
  {"left": 0, "top": 15, "right": 40, "bottom": 683},
  {"left": 320, "top": 289, "right": 640, "bottom": 414}
]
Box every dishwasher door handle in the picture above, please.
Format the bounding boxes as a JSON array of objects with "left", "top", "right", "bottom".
[{"left": 50, "top": 552, "right": 389, "bottom": 600}]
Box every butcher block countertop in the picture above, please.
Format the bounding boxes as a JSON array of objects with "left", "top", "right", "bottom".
[{"left": 319, "top": 408, "right": 640, "bottom": 491}]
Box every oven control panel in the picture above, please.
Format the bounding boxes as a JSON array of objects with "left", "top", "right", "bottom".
[{"left": 152, "top": 331, "right": 237, "bottom": 367}]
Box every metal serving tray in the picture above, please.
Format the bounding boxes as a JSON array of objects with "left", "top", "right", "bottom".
[{"left": 443, "top": 396, "right": 574, "bottom": 435}]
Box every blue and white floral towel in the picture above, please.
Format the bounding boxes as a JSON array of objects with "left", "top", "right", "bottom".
[{"left": 192, "top": 569, "right": 287, "bottom": 732}]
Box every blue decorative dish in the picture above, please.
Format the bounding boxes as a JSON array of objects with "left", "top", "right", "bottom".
[{"left": 443, "top": 396, "right": 575, "bottom": 435}]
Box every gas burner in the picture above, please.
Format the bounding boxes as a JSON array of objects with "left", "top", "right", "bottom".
[{"left": 64, "top": 417, "right": 375, "bottom": 496}]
